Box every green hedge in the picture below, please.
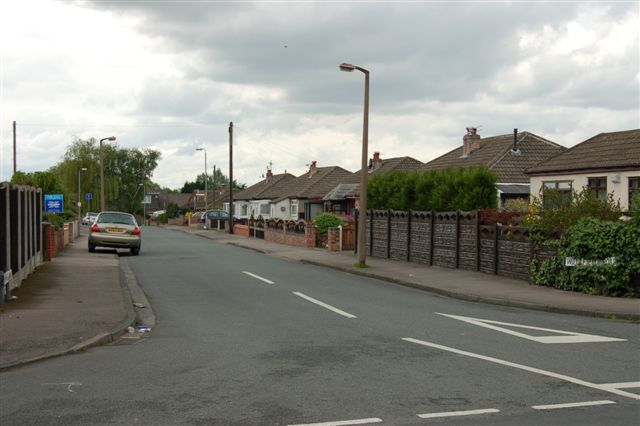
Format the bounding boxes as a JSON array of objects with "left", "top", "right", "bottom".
[
  {"left": 313, "top": 213, "right": 344, "bottom": 235},
  {"left": 531, "top": 218, "right": 640, "bottom": 297},
  {"left": 368, "top": 166, "right": 498, "bottom": 211}
]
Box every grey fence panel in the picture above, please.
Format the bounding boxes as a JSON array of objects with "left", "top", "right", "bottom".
[
  {"left": 458, "top": 210, "right": 479, "bottom": 271},
  {"left": 370, "top": 210, "right": 389, "bottom": 258},
  {"left": 389, "top": 210, "right": 409, "bottom": 261},
  {"left": 433, "top": 211, "right": 457, "bottom": 269},
  {"left": 497, "top": 226, "right": 532, "bottom": 281},
  {"left": 408, "top": 211, "right": 432, "bottom": 264},
  {"left": 479, "top": 225, "right": 498, "bottom": 275}
]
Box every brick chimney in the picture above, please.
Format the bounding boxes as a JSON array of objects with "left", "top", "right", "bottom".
[
  {"left": 308, "top": 160, "right": 318, "bottom": 177},
  {"left": 266, "top": 166, "right": 273, "bottom": 182},
  {"left": 462, "top": 127, "right": 481, "bottom": 157},
  {"left": 371, "top": 152, "right": 383, "bottom": 170}
]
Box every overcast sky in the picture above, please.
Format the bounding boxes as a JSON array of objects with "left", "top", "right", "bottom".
[{"left": 1, "top": 0, "right": 638, "bottom": 190}]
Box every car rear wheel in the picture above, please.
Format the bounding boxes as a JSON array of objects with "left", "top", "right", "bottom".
[
  {"left": 131, "top": 247, "right": 140, "bottom": 256},
  {"left": 88, "top": 243, "right": 96, "bottom": 253}
]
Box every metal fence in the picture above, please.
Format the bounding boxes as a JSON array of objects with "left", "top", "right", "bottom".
[
  {"left": 365, "top": 209, "right": 532, "bottom": 281},
  {"left": 1, "top": 182, "right": 43, "bottom": 300}
]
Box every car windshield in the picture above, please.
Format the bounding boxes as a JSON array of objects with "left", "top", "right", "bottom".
[{"left": 97, "top": 213, "right": 135, "bottom": 225}]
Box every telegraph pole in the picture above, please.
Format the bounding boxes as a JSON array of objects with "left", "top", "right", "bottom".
[
  {"left": 13, "top": 121, "right": 17, "bottom": 175},
  {"left": 228, "top": 122, "right": 234, "bottom": 234}
]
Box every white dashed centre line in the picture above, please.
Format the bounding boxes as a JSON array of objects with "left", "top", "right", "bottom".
[
  {"left": 293, "top": 292, "right": 357, "bottom": 319},
  {"left": 287, "top": 418, "right": 382, "bottom": 426},
  {"left": 417, "top": 408, "right": 500, "bottom": 419},
  {"left": 532, "top": 400, "right": 616, "bottom": 410},
  {"left": 402, "top": 337, "right": 640, "bottom": 401},
  {"left": 242, "top": 271, "right": 275, "bottom": 285}
]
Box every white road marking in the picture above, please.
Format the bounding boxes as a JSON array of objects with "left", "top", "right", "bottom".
[
  {"left": 242, "top": 271, "right": 275, "bottom": 285},
  {"left": 292, "top": 292, "right": 357, "bottom": 319},
  {"left": 402, "top": 337, "right": 640, "bottom": 401},
  {"left": 436, "top": 313, "right": 626, "bottom": 344},
  {"left": 600, "top": 381, "right": 640, "bottom": 390},
  {"left": 417, "top": 408, "right": 500, "bottom": 419},
  {"left": 42, "top": 382, "right": 82, "bottom": 393},
  {"left": 288, "top": 418, "right": 382, "bottom": 426},
  {"left": 532, "top": 400, "right": 616, "bottom": 410}
]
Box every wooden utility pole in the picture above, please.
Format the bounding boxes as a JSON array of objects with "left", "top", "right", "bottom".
[
  {"left": 228, "top": 121, "right": 234, "bottom": 234},
  {"left": 13, "top": 121, "right": 17, "bottom": 175}
]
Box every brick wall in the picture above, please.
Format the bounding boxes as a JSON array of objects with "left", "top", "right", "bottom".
[
  {"left": 265, "top": 228, "right": 307, "bottom": 247},
  {"left": 234, "top": 224, "right": 250, "bottom": 237},
  {"left": 327, "top": 227, "right": 340, "bottom": 252}
]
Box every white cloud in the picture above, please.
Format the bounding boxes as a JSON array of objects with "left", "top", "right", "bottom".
[{"left": 1, "top": 1, "right": 638, "bottom": 190}]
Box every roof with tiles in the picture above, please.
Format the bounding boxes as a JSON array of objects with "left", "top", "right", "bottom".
[
  {"left": 527, "top": 129, "right": 640, "bottom": 175},
  {"left": 345, "top": 155, "right": 424, "bottom": 184},
  {"left": 274, "top": 164, "right": 354, "bottom": 202},
  {"left": 421, "top": 130, "right": 566, "bottom": 183},
  {"left": 234, "top": 173, "right": 297, "bottom": 201}
]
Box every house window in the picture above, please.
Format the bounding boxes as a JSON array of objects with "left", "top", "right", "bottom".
[
  {"left": 240, "top": 204, "right": 248, "bottom": 216},
  {"left": 587, "top": 177, "right": 607, "bottom": 200},
  {"left": 260, "top": 203, "right": 270, "bottom": 215},
  {"left": 629, "top": 177, "right": 640, "bottom": 210},
  {"left": 290, "top": 200, "right": 298, "bottom": 217},
  {"left": 542, "top": 180, "right": 572, "bottom": 208}
]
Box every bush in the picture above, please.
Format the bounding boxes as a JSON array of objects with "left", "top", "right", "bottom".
[
  {"left": 43, "top": 212, "right": 65, "bottom": 230},
  {"left": 157, "top": 213, "right": 168, "bottom": 224},
  {"left": 166, "top": 202, "right": 181, "bottom": 219},
  {"left": 531, "top": 218, "right": 640, "bottom": 297},
  {"left": 368, "top": 166, "right": 497, "bottom": 211},
  {"left": 313, "top": 213, "right": 343, "bottom": 235},
  {"left": 525, "top": 187, "right": 622, "bottom": 231}
]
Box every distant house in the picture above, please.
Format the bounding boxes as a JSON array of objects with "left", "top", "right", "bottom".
[
  {"left": 271, "top": 161, "right": 353, "bottom": 220},
  {"left": 421, "top": 128, "right": 566, "bottom": 207},
  {"left": 323, "top": 152, "right": 424, "bottom": 216},
  {"left": 230, "top": 168, "right": 296, "bottom": 220},
  {"left": 527, "top": 129, "right": 640, "bottom": 211},
  {"left": 146, "top": 191, "right": 191, "bottom": 214}
]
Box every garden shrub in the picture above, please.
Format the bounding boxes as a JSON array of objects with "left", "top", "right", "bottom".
[
  {"left": 313, "top": 213, "right": 344, "bottom": 235},
  {"left": 43, "top": 212, "right": 65, "bottom": 230},
  {"left": 531, "top": 218, "right": 640, "bottom": 297}
]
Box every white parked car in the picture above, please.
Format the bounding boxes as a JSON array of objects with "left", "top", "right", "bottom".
[{"left": 82, "top": 212, "right": 98, "bottom": 225}]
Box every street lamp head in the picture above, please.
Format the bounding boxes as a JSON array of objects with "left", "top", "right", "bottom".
[
  {"left": 339, "top": 62, "right": 356, "bottom": 72},
  {"left": 81, "top": 167, "right": 87, "bottom": 171},
  {"left": 196, "top": 147, "right": 205, "bottom": 152},
  {"left": 106, "top": 136, "right": 116, "bottom": 141}
]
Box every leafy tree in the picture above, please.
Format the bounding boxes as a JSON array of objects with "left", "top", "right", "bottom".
[{"left": 181, "top": 165, "right": 246, "bottom": 193}]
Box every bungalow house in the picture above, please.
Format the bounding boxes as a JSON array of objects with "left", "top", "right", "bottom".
[
  {"left": 527, "top": 129, "right": 640, "bottom": 211},
  {"left": 323, "top": 152, "right": 424, "bottom": 216},
  {"left": 230, "top": 168, "right": 296, "bottom": 220},
  {"left": 421, "top": 128, "right": 566, "bottom": 207},
  {"left": 270, "top": 161, "right": 353, "bottom": 221}
]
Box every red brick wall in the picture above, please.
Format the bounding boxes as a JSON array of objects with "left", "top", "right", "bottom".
[
  {"left": 304, "top": 225, "right": 316, "bottom": 248},
  {"left": 43, "top": 224, "right": 58, "bottom": 261},
  {"left": 234, "top": 224, "right": 250, "bottom": 237},
  {"left": 265, "top": 228, "right": 307, "bottom": 247}
]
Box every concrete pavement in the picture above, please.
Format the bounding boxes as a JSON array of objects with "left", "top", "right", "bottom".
[{"left": 0, "top": 224, "right": 637, "bottom": 371}]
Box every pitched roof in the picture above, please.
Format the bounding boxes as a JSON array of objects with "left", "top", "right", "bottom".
[
  {"left": 421, "top": 131, "right": 566, "bottom": 183},
  {"left": 345, "top": 156, "right": 424, "bottom": 184},
  {"left": 527, "top": 129, "right": 640, "bottom": 175},
  {"left": 274, "top": 166, "right": 353, "bottom": 202},
  {"left": 234, "top": 173, "right": 297, "bottom": 200}
]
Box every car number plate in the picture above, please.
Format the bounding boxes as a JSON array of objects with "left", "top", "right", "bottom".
[{"left": 107, "top": 228, "right": 126, "bottom": 233}]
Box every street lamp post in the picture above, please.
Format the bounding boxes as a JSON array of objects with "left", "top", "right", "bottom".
[
  {"left": 196, "top": 147, "right": 208, "bottom": 210},
  {"left": 77, "top": 167, "right": 87, "bottom": 221},
  {"left": 340, "top": 62, "right": 369, "bottom": 267},
  {"left": 139, "top": 183, "right": 146, "bottom": 225},
  {"left": 99, "top": 136, "right": 116, "bottom": 211}
]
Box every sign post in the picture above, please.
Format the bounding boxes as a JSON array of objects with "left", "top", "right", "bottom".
[{"left": 44, "top": 194, "right": 64, "bottom": 213}]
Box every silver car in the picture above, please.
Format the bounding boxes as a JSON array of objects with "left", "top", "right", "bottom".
[{"left": 88, "top": 211, "right": 141, "bottom": 255}]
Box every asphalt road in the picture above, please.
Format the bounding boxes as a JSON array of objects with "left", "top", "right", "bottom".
[{"left": 1, "top": 227, "right": 638, "bottom": 425}]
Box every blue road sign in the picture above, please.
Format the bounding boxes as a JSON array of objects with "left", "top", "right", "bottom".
[
  {"left": 44, "top": 194, "right": 64, "bottom": 213},
  {"left": 85, "top": 193, "right": 93, "bottom": 200}
]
